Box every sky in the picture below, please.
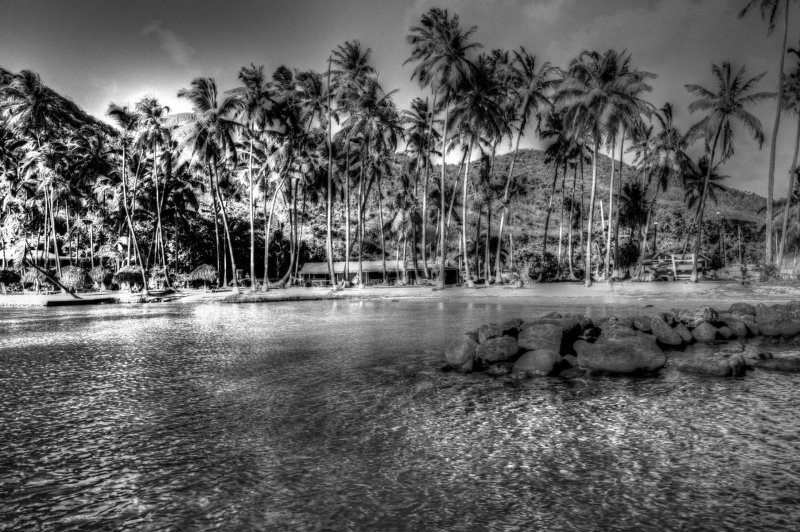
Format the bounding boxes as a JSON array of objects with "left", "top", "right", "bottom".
[{"left": 0, "top": 0, "right": 797, "bottom": 197}]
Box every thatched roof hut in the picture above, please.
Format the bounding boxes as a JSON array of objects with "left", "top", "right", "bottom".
[
  {"left": 89, "top": 266, "right": 112, "bottom": 285},
  {"left": 187, "top": 264, "right": 218, "bottom": 284},
  {"left": 113, "top": 266, "right": 144, "bottom": 288},
  {"left": 58, "top": 266, "right": 89, "bottom": 291},
  {"left": 21, "top": 268, "right": 48, "bottom": 285}
]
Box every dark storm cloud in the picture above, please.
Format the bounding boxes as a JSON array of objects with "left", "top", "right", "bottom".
[{"left": 0, "top": 0, "right": 794, "bottom": 196}]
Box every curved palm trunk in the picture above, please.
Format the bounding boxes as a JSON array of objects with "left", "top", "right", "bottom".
[
  {"left": 462, "top": 139, "right": 474, "bottom": 287},
  {"left": 212, "top": 164, "right": 239, "bottom": 293},
  {"left": 614, "top": 134, "right": 625, "bottom": 270},
  {"left": 152, "top": 141, "right": 170, "bottom": 288},
  {"left": 604, "top": 139, "right": 616, "bottom": 278},
  {"left": 567, "top": 164, "right": 577, "bottom": 280},
  {"left": 692, "top": 123, "right": 723, "bottom": 281},
  {"left": 325, "top": 56, "right": 335, "bottom": 285},
  {"left": 121, "top": 144, "right": 148, "bottom": 294},
  {"left": 778, "top": 114, "right": 800, "bottom": 265},
  {"left": 438, "top": 92, "right": 450, "bottom": 288},
  {"left": 557, "top": 166, "right": 567, "bottom": 278},
  {"left": 585, "top": 139, "right": 600, "bottom": 287},
  {"left": 766, "top": 2, "right": 791, "bottom": 264},
  {"left": 421, "top": 91, "right": 436, "bottom": 280}
]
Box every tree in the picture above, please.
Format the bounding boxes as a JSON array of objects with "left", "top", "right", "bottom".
[
  {"left": 685, "top": 61, "right": 770, "bottom": 279},
  {"left": 739, "top": 0, "right": 797, "bottom": 264},
  {"left": 777, "top": 44, "right": 800, "bottom": 264},
  {"left": 406, "top": 8, "right": 480, "bottom": 287}
]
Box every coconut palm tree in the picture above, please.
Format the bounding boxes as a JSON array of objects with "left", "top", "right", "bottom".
[
  {"left": 174, "top": 77, "right": 242, "bottom": 291},
  {"left": 406, "top": 7, "right": 481, "bottom": 287},
  {"left": 739, "top": 0, "right": 797, "bottom": 263},
  {"left": 775, "top": 45, "right": 800, "bottom": 264},
  {"left": 685, "top": 61, "right": 770, "bottom": 279}
]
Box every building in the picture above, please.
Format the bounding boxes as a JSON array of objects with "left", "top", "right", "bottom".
[{"left": 298, "top": 260, "right": 460, "bottom": 286}]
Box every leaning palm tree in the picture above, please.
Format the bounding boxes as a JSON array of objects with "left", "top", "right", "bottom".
[
  {"left": 777, "top": 46, "right": 800, "bottom": 264},
  {"left": 174, "top": 77, "right": 242, "bottom": 292},
  {"left": 685, "top": 61, "right": 770, "bottom": 279},
  {"left": 406, "top": 7, "right": 481, "bottom": 287},
  {"left": 739, "top": 0, "right": 797, "bottom": 263}
]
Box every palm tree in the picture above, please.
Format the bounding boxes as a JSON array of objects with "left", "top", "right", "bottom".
[
  {"left": 777, "top": 45, "right": 800, "bottom": 264},
  {"left": 448, "top": 54, "right": 509, "bottom": 286},
  {"left": 406, "top": 7, "right": 481, "bottom": 287},
  {"left": 685, "top": 61, "right": 770, "bottom": 279},
  {"left": 494, "top": 47, "right": 555, "bottom": 283},
  {"left": 174, "top": 77, "right": 242, "bottom": 291},
  {"left": 739, "top": 0, "right": 797, "bottom": 264}
]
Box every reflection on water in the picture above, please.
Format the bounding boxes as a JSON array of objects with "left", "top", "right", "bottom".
[{"left": 1, "top": 300, "right": 800, "bottom": 530}]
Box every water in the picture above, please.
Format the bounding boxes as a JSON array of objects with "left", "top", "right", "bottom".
[{"left": 1, "top": 300, "right": 799, "bottom": 530}]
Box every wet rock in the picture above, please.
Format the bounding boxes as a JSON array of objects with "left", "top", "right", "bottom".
[
  {"left": 563, "top": 354, "right": 579, "bottom": 367},
  {"left": 752, "top": 356, "right": 800, "bottom": 372},
  {"left": 650, "top": 317, "right": 684, "bottom": 346},
  {"left": 717, "top": 326, "right": 736, "bottom": 340},
  {"left": 728, "top": 302, "right": 756, "bottom": 317},
  {"left": 716, "top": 313, "right": 748, "bottom": 337},
  {"left": 513, "top": 349, "right": 562, "bottom": 376},
  {"left": 574, "top": 336, "right": 666, "bottom": 374},
  {"left": 477, "top": 323, "right": 504, "bottom": 343},
  {"left": 597, "top": 321, "right": 639, "bottom": 341},
  {"left": 673, "top": 353, "right": 747, "bottom": 377},
  {"left": 445, "top": 335, "right": 478, "bottom": 371},
  {"left": 528, "top": 313, "right": 592, "bottom": 343},
  {"left": 518, "top": 323, "right": 563, "bottom": 353},
  {"left": 500, "top": 318, "right": 524, "bottom": 337},
  {"left": 740, "top": 315, "right": 760, "bottom": 336},
  {"left": 559, "top": 366, "right": 587, "bottom": 379},
  {"left": 755, "top": 303, "right": 800, "bottom": 337},
  {"left": 476, "top": 336, "right": 519, "bottom": 363},
  {"left": 691, "top": 321, "right": 721, "bottom": 343},
  {"left": 675, "top": 306, "right": 719, "bottom": 328},
  {"left": 486, "top": 362, "right": 514, "bottom": 376},
  {"left": 674, "top": 323, "right": 693, "bottom": 343},
  {"left": 632, "top": 316, "right": 652, "bottom": 333},
  {"left": 659, "top": 312, "right": 676, "bottom": 326}
]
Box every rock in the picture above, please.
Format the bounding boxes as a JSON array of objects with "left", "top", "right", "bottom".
[
  {"left": 476, "top": 336, "right": 519, "bottom": 363},
  {"left": 717, "top": 326, "right": 736, "bottom": 340},
  {"left": 692, "top": 321, "right": 721, "bottom": 343},
  {"left": 518, "top": 323, "right": 563, "bottom": 353},
  {"left": 728, "top": 302, "right": 756, "bottom": 317},
  {"left": 755, "top": 303, "right": 800, "bottom": 337},
  {"left": 753, "top": 356, "right": 800, "bottom": 372},
  {"left": 559, "top": 366, "right": 587, "bottom": 379},
  {"left": 527, "top": 313, "right": 592, "bottom": 342},
  {"left": 673, "top": 353, "right": 747, "bottom": 377},
  {"left": 500, "top": 318, "right": 523, "bottom": 337},
  {"left": 597, "top": 321, "right": 639, "bottom": 341},
  {"left": 650, "top": 316, "right": 684, "bottom": 346},
  {"left": 674, "top": 323, "right": 693, "bottom": 343},
  {"left": 632, "top": 316, "right": 652, "bottom": 333},
  {"left": 674, "top": 306, "right": 719, "bottom": 328},
  {"left": 574, "top": 336, "right": 666, "bottom": 374},
  {"left": 658, "top": 312, "right": 676, "bottom": 326},
  {"left": 486, "top": 362, "right": 514, "bottom": 376},
  {"left": 563, "top": 354, "right": 579, "bottom": 367},
  {"left": 740, "top": 315, "right": 760, "bottom": 336},
  {"left": 445, "top": 335, "right": 478, "bottom": 370},
  {"left": 716, "top": 314, "right": 748, "bottom": 337},
  {"left": 477, "top": 323, "right": 504, "bottom": 343},
  {"left": 513, "top": 349, "right": 562, "bottom": 376}
]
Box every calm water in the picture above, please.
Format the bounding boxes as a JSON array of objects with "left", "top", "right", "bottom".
[{"left": 1, "top": 299, "right": 799, "bottom": 531}]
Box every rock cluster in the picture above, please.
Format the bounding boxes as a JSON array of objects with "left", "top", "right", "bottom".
[{"left": 443, "top": 302, "right": 800, "bottom": 379}]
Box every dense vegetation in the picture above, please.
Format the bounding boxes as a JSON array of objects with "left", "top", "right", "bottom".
[{"left": 1, "top": 3, "right": 800, "bottom": 292}]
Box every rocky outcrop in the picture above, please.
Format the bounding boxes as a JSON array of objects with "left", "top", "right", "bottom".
[{"left": 574, "top": 336, "right": 666, "bottom": 374}]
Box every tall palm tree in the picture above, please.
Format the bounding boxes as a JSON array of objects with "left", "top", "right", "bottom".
[
  {"left": 406, "top": 7, "right": 480, "bottom": 287},
  {"left": 739, "top": 0, "right": 797, "bottom": 263},
  {"left": 174, "top": 77, "right": 242, "bottom": 291},
  {"left": 777, "top": 45, "right": 800, "bottom": 264},
  {"left": 448, "top": 54, "right": 509, "bottom": 286},
  {"left": 494, "top": 47, "right": 555, "bottom": 283},
  {"left": 685, "top": 61, "right": 770, "bottom": 279}
]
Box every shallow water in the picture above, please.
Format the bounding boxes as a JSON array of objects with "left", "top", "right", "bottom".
[{"left": 1, "top": 300, "right": 799, "bottom": 530}]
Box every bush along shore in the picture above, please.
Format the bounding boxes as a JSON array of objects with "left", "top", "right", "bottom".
[{"left": 444, "top": 302, "right": 800, "bottom": 378}]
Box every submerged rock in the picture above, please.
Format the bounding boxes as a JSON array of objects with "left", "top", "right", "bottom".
[
  {"left": 476, "top": 336, "right": 519, "bottom": 363},
  {"left": 574, "top": 336, "right": 666, "bottom": 374},
  {"left": 486, "top": 362, "right": 514, "bottom": 376},
  {"left": 445, "top": 335, "right": 478, "bottom": 371},
  {"left": 752, "top": 356, "right": 800, "bottom": 372},
  {"left": 673, "top": 353, "right": 747, "bottom": 377},
  {"left": 513, "top": 349, "right": 562, "bottom": 376}
]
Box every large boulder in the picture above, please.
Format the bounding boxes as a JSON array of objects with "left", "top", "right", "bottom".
[
  {"left": 675, "top": 306, "right": 719, "bottom": 328},
  {"left": 513, "top": 349, "right": 562, "bottom": 376},
  {"left": 740, "top": 315, "right": 760, "bottom": 336},
  {"left": 728, "top": 302, "right": 756, "bottom": 317},
  {"left": 717, "top": 326, "right": 736, "bottom": 340},
  {"left": 526, "top": 313, "right": 592, "bottom": 342},
  {"left": 752, "top": 356, "right": 800, "bottom": 372},
  {"left": 445, "top": 335, "right": 478, "bottom": 371},
  {"left": 674, "top": 322, "right": 693, "bottom": 343},
  {"left": 476, "top": 335, "right": 519, "bottom": 363},
  {"left": 477, "top": 323, "right": 504, "bottom": 343},
  {"left": 574, "top": 336, "right": 666, "bottom": 374},
  {"left": 673, "top": 353, "right": 747, "bottom": 377},
  {"left": 692, "top": 321, "right": 721, "bottom": 343},
  {"left": 632, "top": 316, "right": 652, "bottom": 333},
  {"left": 597, "top": 321, "right": 639, "bottom": 341},
  {"left": 650, "top": 316, "right": 684, "bottom": 346},
  {"left": 518, "top": 323, "right": 563, "bottom": 352},
  {"left": 716, "top": 314, "right": 748, "bottom": 337},
  {"left": 755, "top": 303, "right": 800, "bottom": 337}
]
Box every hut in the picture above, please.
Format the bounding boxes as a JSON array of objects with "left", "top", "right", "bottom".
[
  {"left": 113, "top": 266, "right": 145, "bottom": 291},
  {"left": 641, "top": 252, "right": 711, "bottom": 281},
  {"left": 298, "top": 260, "right": 460, "bottom": 286},
  {"left": 89, "top": 266, "right": 112, "bottom": 290},
  {"left": 58, "top": 266, "right": 89, "bottom": 292},
  {"left": 187, "top": 264, "right": 218, "bottom": 289}
]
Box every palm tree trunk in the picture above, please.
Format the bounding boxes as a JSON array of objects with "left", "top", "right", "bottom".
[
  {"left": 344, "top": 137, "right": 351, "bottom": 284},
  {"left": 692, "top": 122, "right": 724, "bottom": 281},
  {"left": 438, "top": 92, "right": 450, "bottom": 289},
  {"left": 462, "top": 139, "right": 474, "bottom": 287},
  {"left": 542, "top": 164, "right": 559, "bottom": 259},
  {"left": 494, "top": 123, "right": 525, "bottom": 284},
  {"left": 484, "top": 200, "right": 492, "bottom": 286},
  {"left": 778, "top": 113, "right": 800, "bottom": 265},
  {"left": 357, "top": 153, "right": 365, "bottom": 286},
  {"left": 421, "top": 156, "right": 430, "bottom": 279},
  {"left": 325, "top": 56, "right": 335, "bottom": 285},
  {"left": 447, "top": 148, "right": 468, "bottom": 229},
  {"left": 47, "top": 185, "right": 62, "bottom": 279},
  {"left": 567, "top": 164, "right": 577, "bottom": 280},
  {"left": 766, "top": 1, "right": 791, "bottom": 264},
  {"left": 377, "top": 170, "right": 387, "bottom": 284},
  {"left": 212, "top": 164, "right": 240, "bottom": 293},
  {"left": 586, "top": 139, "right": 599, "bottom": 287},
  {"left": 248, "top": 137, "right": 256, "bottom": 291},
  {"left": 614, "top": 132, "right": 625, "bottom": 269},
  {"left": 557, "top": 165, "right": 566, "bottom": 278},
  {"left": 604, "top": 138, "right": 616, "bottom": 278}
]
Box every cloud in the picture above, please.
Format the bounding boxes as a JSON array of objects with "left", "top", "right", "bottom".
[
  {"left": 142, "top": 20, "right": 194, "bottom": 66},
  {"left": 522, "top": 0, "right": 576, "bottom": 24}
]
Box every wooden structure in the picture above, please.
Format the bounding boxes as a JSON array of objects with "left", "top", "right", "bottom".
[
  {"left": 298, "top": 260, "right": 460, "bottom": 286},
  {"left": 641, "top": 252, "right": 711, "bottom": 281}
]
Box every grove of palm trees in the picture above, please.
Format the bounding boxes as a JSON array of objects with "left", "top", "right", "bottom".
[{"left": 2, "top": 4, "right": 799, "bottom": 295}]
